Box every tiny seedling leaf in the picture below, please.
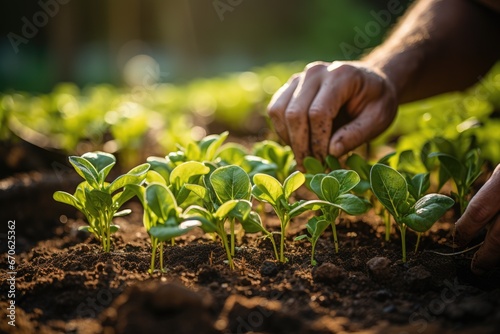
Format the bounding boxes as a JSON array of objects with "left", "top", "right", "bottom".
[
  {"left": 283, "top": 171, "right": 305, "bottom": 200},
  {"left": 252, "top": 173, "right": 283, "bottom": 205}
]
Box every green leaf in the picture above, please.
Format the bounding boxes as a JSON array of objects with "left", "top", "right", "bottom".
[
  {"left": 200, "top": 131, "right": 229, "bottom": 161},
  {"left": 320, "top": 176, "right": 340, "bottom": 203},
  {"left": 85, "top": 188, "right": 113, "bottom": 217},
  {"left": 214, "top": 199, "right": 240, "bottom": 220},
  {"left": 210, "top": 165, "right": 251, "bottom": 203},
  {"left": 145, "top": 183, "right": 177, "bottom": 222},
  {"left": 283, "top": 171, "right": 305, "bottom": 200},
  {"left": 307, "top": 216, "right": 330, "bottom": 241},
  {"left": 184, "top": 205, "right": 217, "bottom": 233},
  {"left": 69, "top": 156, "right": 100, "bottom": 188},
  {"left": 430, "top": 153, "right": 464, "bottom": 184},
  {"left": 421, "top": 141, "right": 434, "bottom": 171},
  {"left": 184, "top": 184, "right": 209, "bottom": 202},
  {"left": 169, "top": 161, "right": 210, "bottom": 189},
  {"left": 289, "top": 199, "right": 330, "bottom": 218},
  {"left": 113, "top": 209, "right": 131, "bottom": 217},
  {"left": 240, "top": 211, "right": 267, "bottom": 234},
  {"left": 149, "top": 220, "right": 201, "bottom": 242},
  {"left": 81, "top": 152, "right": 116, "bottom": 183},
  {"left": 334, "top": 194, "right": 369, "bottom": 215},
  {"left": 309, "top": 174, "right": 327, "bottom": 199},
  {"left": 217, "top": 143, "right": 248, "bottom": 165},
  {"left": 408, "top": 173, "right": 430, "bottom": 200},
  {"left": 370, "top": 163, "right": 409, "bottom": 219},
  {"left": 329, "top": 170, "right": 360, "bottom": 193},
  {"left": 108, "top": 163, "right": 150, "bottom": 194},
  {"left": 146, "top": 170, "right": 167, "bottom": 186},
  {"left": 185, "top": 142, "right": 201, "bottom": 161},
  {"left": 294, "top": 234, "right": 309, "bottom": 241},
  {"left": 401, "top": 194, "right": 454, "bottom": 232},
  {"left": 146, "top": 156, "right": 171, "bottom": 181},
  {"left": 303, "top": 156, "right": 324, "bottom": 174},
  {"left": 346, "top": 153, "right": 370, "bottom": 180},
  {"left": 252, "top": 173, "right": 283, "bottom": 206},
  {"left": 110, "top": 224, "right": 120, "bottom": 233},
  {"left": 377, "top": 152, "right": 396, "bottom": 166},
  {"left": 227, "top": 200, "right": 253, "bottom": 222},
  {"left": 53, "top": 191, "right": 82, "bottom": 209},
  {"left": 325, "top": 155, "right": 341, "bottom": 171}
]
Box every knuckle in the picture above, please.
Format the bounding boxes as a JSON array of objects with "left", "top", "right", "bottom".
[
  {"left": 305, "top": 61, "right": 327, "bottom": 73},
  {"left": 285, "top": 108, "right": 303, "bottom": 122},
  {"left": 308, "top": 106, "right": 329, "bottom": 121}
]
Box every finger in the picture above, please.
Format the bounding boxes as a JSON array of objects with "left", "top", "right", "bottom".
[
  {"left": 267, "top": 76, "right": 299, "bottom": 144},
  {"left": 454, "top": 164, "right": 500, "bottom": 246},
  {"left": 328, "top": 98, "right": 395, "bottom": 157},
  {"left": 285, "top": 70, "right": 323, "bottom": 166},
  {"left": 471, "top": 213, "right": 500, "bottom": 275},
  {"left": 308, "top": 81, "right": 345, "bottom": 160}
]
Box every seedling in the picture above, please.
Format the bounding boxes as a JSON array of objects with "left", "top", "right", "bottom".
[
  {"left": 252, "top": 140, "right": 296, "bottom": 183},
  {"left": 303, "top": 155, "right": 340, "bottom": 188},
  {"left": 53, "top": 152, "right": 150, "bottom": 252},
  {"left": 370, "top": 163, "right": 454, "bottom": 262},
  {"left": 296, "top": 170, "right": 369, "bottom": 265},
  {"left": 139, "top": 183, "right": 201, "bottom": 274},
  {"left": 186, "top": 165, "right": 277, "bottom": 269},
  {"left": 429, "top": 136, "right": 483, "bottom": 214},
  {"left": 252, "top": 171, "right": 319, "bottom": 263}
]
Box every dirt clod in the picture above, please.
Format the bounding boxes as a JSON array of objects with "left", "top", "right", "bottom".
[
  {"left": 366, "top": 256, "right": 392, "bottom": 280},
  {"left": 312, "top": 262, "right": 345, "bottom": 284}
]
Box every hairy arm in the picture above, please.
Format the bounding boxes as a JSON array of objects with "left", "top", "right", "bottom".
[{"left": 365, "top": 0, "right": 500, "bottom": 103}]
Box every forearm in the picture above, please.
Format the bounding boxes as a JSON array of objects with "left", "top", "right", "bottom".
[{"left": 364, "top": 0, "right": 500, "bottom": 103}]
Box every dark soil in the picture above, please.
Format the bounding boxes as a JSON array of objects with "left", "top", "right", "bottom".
[{"left": 1, "top": 173, "right": 500, "bottom": 334}]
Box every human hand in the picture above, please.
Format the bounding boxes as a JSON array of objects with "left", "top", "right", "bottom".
[
  {"left": 267, "top": 61, "right": 398, "bottom": 167},
  {"left": 454, "top": 164, "right": 500, "bottom": 274}
]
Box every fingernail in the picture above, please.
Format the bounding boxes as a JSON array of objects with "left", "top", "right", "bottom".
[{"left": 330, "top": 142, "right": 344, "bottom": 157}]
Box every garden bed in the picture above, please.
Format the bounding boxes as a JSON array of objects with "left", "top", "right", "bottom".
[{"left": 1, "top": 172, "right": 500, "bottom": 334}]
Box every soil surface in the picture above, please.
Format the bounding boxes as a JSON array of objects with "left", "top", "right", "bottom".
[{"left": 1, "top": 173, "right": 500, "bottom": 334}]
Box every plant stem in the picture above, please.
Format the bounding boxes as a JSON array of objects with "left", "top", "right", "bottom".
[
  {"left": 159, "top": 242, "right": 164, "bottom": 272},
  {"left": 331, "top": 221, "right": 339, "bottom": 253},
  {"left": 230, "top": 218, "right": 235, "bottom": 257},
  {"left": 384, "top": 210, "right": 391, "bottom": 242},
  {"left": 149, "top": 237, "right": 158, "bottom": 274},
  {"left": 221, "top": 229, "right": 234, "bottom": 270},
  {"left": 415, "top": 232, "right": 421, "bottom": 253},
  {"left": 311, "top": 240, "right": 317, "bottom": 266},
  {"left": 268, "top": 233, "right": 279, "bottom": 261},
  {"left": 279, "top": 214, "right": 290, "bottom": 263},
  {"left": 399, "top": 224, "right": 407, "bottom": 262}
]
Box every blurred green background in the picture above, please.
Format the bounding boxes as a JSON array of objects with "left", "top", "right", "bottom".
[
  {"left": 2, "top": 0, "right": 500, "bottom": 174},
  {"left": 1, "top": 0, "right": 412, "bottom": 92}
]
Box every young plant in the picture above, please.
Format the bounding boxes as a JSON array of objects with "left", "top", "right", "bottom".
[
  {"left": 53, "top": 152, "right": 150, "bottom": 252},
  {"left": 303, "top": 155, "right": 340, "bottom": 188},
  {"left": 252, "top": 171, "right": 317, "bottom": 263},
  {"left": 429, "top": 136, "right": 483, "bottom": 214},
  {"left": 186, "top": 165, "right": 276, "bottom": 269},
  {"left": 296, "top": 170, "right": 369, "bottom": 265},
  {"left": 140, "top": 183, "right": 201, "bottom": 274},
  {"left": 252, "top": 140, "right": 296, "bottom": 183},
  {"left": 370, "top": 163, "right": 454, "bottom": 262}
]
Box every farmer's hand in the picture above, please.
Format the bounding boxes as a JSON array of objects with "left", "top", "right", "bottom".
[
  {"left": 455, "top": 164, "right": 500, "bottom": 274},
  {"left": 267, "top": 61, "right": 398, "bottom": 167}
]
